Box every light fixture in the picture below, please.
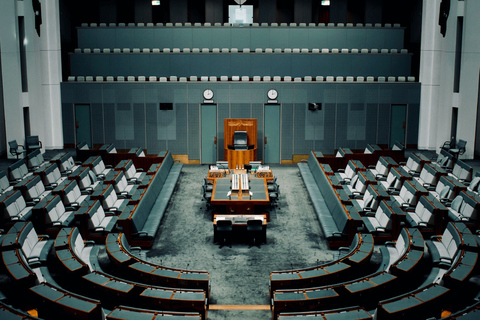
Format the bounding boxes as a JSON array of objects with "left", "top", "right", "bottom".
[
  {"left": 151, "top": 0, "right": 160, "bottom": 6},
  {"left": 321, "top": 0, "right": 330, "bottom": 6}
]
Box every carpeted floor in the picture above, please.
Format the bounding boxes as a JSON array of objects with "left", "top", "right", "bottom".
[{"left": 146, "top": 164, "right": 342, "bottom": 319}]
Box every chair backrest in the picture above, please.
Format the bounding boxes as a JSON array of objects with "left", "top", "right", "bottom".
[
  {"left": 87, "top": 201, "right": 106, "bottom": 229},
  {"left": 26, "top": 135, "right": 40, "bottom": 147},
  {"left": 233, "top": 131, "right": 248, "bottom": 150},
  {"left": 0, "top": 170, "right": 11, "bottom": 193}
]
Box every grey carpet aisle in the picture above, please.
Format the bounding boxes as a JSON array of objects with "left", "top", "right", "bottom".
[{"left": 146, "top": 164, "right": 337, "bottom": 319}]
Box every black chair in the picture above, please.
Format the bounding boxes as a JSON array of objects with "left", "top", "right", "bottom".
[
  {"left": 8, "top": 140, "right": 27, "bottom": 159},
  {"left": 449, "top": 139, "right": 466, "bottom": 159},
  {"left": 247, "top": 219, "right": 264, "bottom": 247},
  {"left": 269, "top": 183, "right": 280, "bottom": 208},
  {"left": 441, "top": 136, "right": 455, "bottom": 153},
  {"left": 26, "top": 135, "right": 42, "bottom": 153},
  {"left": 233, "top": 131, "right": 248, "bottom": 150},
  {"left": 203, "top": 177, "right": 213, "bottom": 192},
  {"left": 216, "top": 219, "right": 232, "bottom": 247}
]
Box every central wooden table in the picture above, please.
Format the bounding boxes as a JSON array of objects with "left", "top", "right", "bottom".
[{"left": 209, "top": 169, "right": 270, "bottom": 218}]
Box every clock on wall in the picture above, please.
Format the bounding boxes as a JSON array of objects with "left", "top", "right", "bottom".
[
  {"left": 203, "top": 89, "right": 214, "bottom": 100},
  {"left": 267, "top": 89, "right": 278, "bottom": 100}
]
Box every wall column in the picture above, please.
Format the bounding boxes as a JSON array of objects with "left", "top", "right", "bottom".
[
  {"left": 418, "top": 0, "right": 443, "bottom": 151},
  {"left": 40, "top": 0, "right": 63, "bottom": 149}
]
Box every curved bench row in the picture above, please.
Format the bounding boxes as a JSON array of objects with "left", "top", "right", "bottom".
[
  {"left": 271, "top": 228, "right": 425, "bottom": 318},
  {"left": 269, "top": 233, "right": 374, "bottom": 296},
  {"left": 53, "top": 227, "right": 207, "bottom": 319},
  {"left": 73, "top": 47, "right": 409, "bottom": 54},
  {"left": 67, "top": 75, "right": 416, "bottom": 83},
  {"left": 105, "top": 233, "right": 210, "bottom": 295}
]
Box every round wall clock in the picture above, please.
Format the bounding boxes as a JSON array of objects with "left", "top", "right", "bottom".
[
  {"left": 203, "top": 89, "right": 214, "bottom": 100},
  {"left": 267, "top": 89, "right": 278, "bottom": 100}
]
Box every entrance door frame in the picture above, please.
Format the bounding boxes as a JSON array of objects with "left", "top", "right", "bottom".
[{"left": 263, "top": 103, "right": 281, "bottom": 164}]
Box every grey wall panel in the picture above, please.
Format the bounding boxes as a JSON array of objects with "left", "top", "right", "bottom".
[
  {"left": 294, "top": 103, "right": 312, "bottom": 154},
  {"left": 192, "top": 28, "right": 211, "bottom": 49},
  {"left": 213, "top": 28, "right": 232, "bottom": 48},
  {"left": 366, "top": 103, "right": 378, "bottom": 143},
  {"left": 407, "top": 103, "right": 420, "bottom": 146},
  {"left": 173, "top": 103, "right": 188, "bottom": 154},
  {"left": 377, "top": 103, "right": 391, "bottom": 145},
  {"left": 173, "top": 28, "right": 193, "bottom": 49},
  {"left": 217, "top": 102, "right": 230, "bottom": 160},
  {"left": 61, "top": 82, "right": 421, "bottom": 158},
  {"left": 232, "top": 54, "right": 251, "bottom": 77},
  {"left": 230, "top": 28, "right": 250, "bottom": 50},
  {"left": 251, "top": 29, "right": 271, "bottom": 49},
  {"left": 77, "top": 26, "right": 407, "bottom": 51},
  {"left": 187, "top": 103, "right": 200, "bottom": 160},
  {"left": 231, "top": 102, "right": 251, "bottom": 121},
  {"left": 133, "top": 28, "right": 155, "bottom": 49},
  {"left": 250, "top": 55, "right": 271, "bottom": 78},
  {"left": 153, "top": 28, "right": 174, "bottom": 50},
  {"left": 290, "top": 29, "right": 308, "bottom": 49},
  {"left": 326, "top": 29, "right": 347, "bottom": 49},
  {"left": 214, "top": 55, "right": 231, "bottom": 77},
  {"left": 323, "top": 103, "right": 336, "bottom": 153},
  {"left": 97, "top": 29, "right": 116, "bottom": 49},
  {"left": 281, "top": 103, "right": 294, "bottom": 159},
  {"left": 69, "top": 52, "right": 412, "bottom": 78},
  {"left": 145, "top": 102, "right": 161, "bottom": 154},
  {"left": 252, "top": 103, "right": 264, "bottom": 161},
  {"left": 170, "top": 54, "right": 190, "bottom": 77},
  {"left": 62, "top": 103, "right": 75, "bottom": 145}
]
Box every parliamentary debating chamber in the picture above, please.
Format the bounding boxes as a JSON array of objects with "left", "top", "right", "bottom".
[{"left": 2, "top": 0, "right": 480, "bottom": 319}]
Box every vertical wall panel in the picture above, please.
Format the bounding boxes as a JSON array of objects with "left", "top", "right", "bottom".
[
  {"left": 377, "top": 103, "right": 391, "bottom": 146},
  {"left": 281, "top": 103, "right": 293, "bottom": 159},
  {"left": 217, "top": 102, "right": 230, "bottom": 160},
  {"left": 188, "top": 103, "right": 200, "bottom": 160},
  {"left": 173, "top": 103, "right": 188, "bottom": 154},
  {"left": 62, "top": 82, "right": 421, "bottom": 158}
]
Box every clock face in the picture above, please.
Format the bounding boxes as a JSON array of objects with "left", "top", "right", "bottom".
[
  {"left": 203, "top": 89, "right": 214, "bottom": 100},
  {"left": 268, "top": 89, "right": 278, "bottom": 100}
]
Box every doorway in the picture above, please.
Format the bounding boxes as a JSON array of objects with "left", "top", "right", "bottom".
[
  {"left": 201, "top": 103, "right": 217, "bottom": 164},
  {"left": 264, "top": 104, "right": 281, "bottom": 164},
  {"left": 75, "top": 104, "right": 92, "bottom": 148}
]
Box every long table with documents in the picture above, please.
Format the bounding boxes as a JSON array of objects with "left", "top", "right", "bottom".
[{"left": 207, "top": 166, "right": 273, "bottom": 245}]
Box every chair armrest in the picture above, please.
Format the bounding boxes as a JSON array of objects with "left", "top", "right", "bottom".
[
  {"left": 65, "top": 206, "right": 76, "bottom": 211},
  {"left": 430, "top": 235, "right": 442, "bottom": 241},
  {"left": 136, "top": 231, "right": 148, "bottom": 237},
  {"left": 300, "top": 159, "right": 308, "bottom": 163},
  {"left": 384, "top": 241, "right": 396, "bottom": 247},
  {"left": 130, "top": 246, "right": 142, "bottom": 252},
  {"left": 337, "top": 169, "right": 345, "bottom": 173},
  {"left": 38, "top": 234, "right": 50, "bottom": 240},
  {"left": 388, "top": 189, "right": 399, "bottom": 195},
  {"left": 376, "top": 227, "right": 386, "bottom": 232},
  {"left": 26, "top": 201, "right": 36, "bottom": 206},
  {"left": 84, "top": 240, "right": 95, "bottom": 246},
  {"left": 338, "top": 246, "right": 350, "bottom": 252},
  {"left": 136, "top": 168, "right": 144, "bottom": 171},
  {"left": 332, "top": 232, "right": 344, "bottom": 237}
]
